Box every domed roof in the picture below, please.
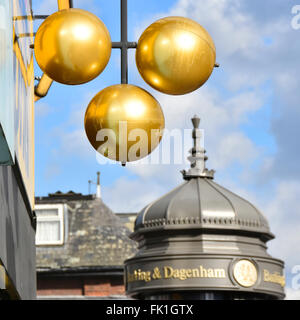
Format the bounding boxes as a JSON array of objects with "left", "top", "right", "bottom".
[
  {"left": 126, "top": 116, "right": 284, "bottom": 301},
  {"left": 133, "top": 116, "right": 273, "bottom": 242},
  {"left": 135, "top": 177, "right": 272, "bottom": 240}
]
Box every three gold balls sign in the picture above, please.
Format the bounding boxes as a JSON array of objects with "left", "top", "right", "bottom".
[
  {"left": 35, "top": 9, "right": 111, "bottom": 85},
  {"left": 34, "top": 8, "right": 216, "bottom": 164}
]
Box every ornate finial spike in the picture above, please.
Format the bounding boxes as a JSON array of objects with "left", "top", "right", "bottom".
[
  {"left": 96, "top": 171, "right": 101, "bottom": 199},
  {"left": 182, "top": 115, "right": 215, "bottom": 180},
  {"left": 191, "top": 115, "right": 200, "bottom": 129}
]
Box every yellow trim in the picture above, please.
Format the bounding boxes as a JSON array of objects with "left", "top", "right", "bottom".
[
  {"left": 12, "top": 1, "right": 35, "bottom": 209},
  {"left": 34, "top": 0, "right": 72, "bottom": 101},
  {"left": 13, "top": 15, "right": 33, "bottom": 21},
  {"left": 0, "top": 264, "right": 20, "bottom": 300},
  {"left": 0, "top": 265, "right": 5, "bottom": 289},
  {"left": 57, "top": 0, "right": 72, "bottom": 10},
  {"left": 34, "top": 75, "right": 53, "bottom": 101},
  {"left": 12, "top": 26, "right": 34, "bottom": 88}
]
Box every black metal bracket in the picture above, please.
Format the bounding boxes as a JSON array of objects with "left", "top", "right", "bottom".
[
  {"left": 31, "top": 0, "right": 137, "bottom": 86},
  {"left": 113, "top": 0, "right": 137, "bottom": 85},
  {"left": 113, "top": 0, "right": 138, "bottom": 166}
]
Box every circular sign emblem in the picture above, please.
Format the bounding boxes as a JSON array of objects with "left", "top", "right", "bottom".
[{"left": 233, "top": 259, "right": 258, "bottom": 288}]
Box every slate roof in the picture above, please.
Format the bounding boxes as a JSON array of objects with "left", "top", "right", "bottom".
[{"left": 36, "top": 193, "right": 137, "bottom": 272}]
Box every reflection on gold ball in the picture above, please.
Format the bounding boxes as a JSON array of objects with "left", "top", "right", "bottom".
[
  {"left": 136, "top": 16, "right": 216, "bottom": 95},
  {"left": 34, "top": 8, "right": 111, "bottom": 85},
  {"left": 84, "top": 84, "right": 165, "bottom": 163}
]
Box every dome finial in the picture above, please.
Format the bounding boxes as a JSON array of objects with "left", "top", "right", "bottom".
[
  {"left": 191, "top": 114, "right": 200, "bottom": 129},
  {"left": 96, "top": 171, "right": 101, "bottom": 199},
  {"left": 182, "top": 115, "right": 215, "bottom": 180}
]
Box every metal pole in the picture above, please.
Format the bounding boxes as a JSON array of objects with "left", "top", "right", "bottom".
[
  {"left": 34, "top": 0, "right": 138, "bottom": 103},
  {"left": 88, "top": 180, "right": 91, "bottom": 195},
  {"left": 121, "top": 0, "right": 128, "bottom": 84}
]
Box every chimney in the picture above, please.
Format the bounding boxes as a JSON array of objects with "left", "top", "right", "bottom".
[{"left": 96, "top": 171, "right": 101, "bottom": 199}]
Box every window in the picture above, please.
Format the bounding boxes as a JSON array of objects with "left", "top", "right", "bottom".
[{"left": 35, "top": 204, "right": 64, "bottom": 246}]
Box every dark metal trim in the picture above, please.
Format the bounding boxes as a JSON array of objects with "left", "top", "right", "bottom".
[
  {"left": 120, "top": 0, "right": 128, "bottom": 84},
  {"left": 37, "top": 266, "right": 124, "bottom": 277},
  {"left": 11, "top": 158, "right": 36, "bottom": 230},
  {"left": 112, "top": 41, "right": 137, "bottom": 49},
  {"left": 0, "top": 259, "right": 21, "bottom": 300},
  {"left": 131, "top": 221, "right": 274, "bottom": 243},
  {"left": 132, "top": 287, "right": 283, "bottom": 300},
  {"left": 111, "top": 0, "right": 137, "bottom": 85},
  {"left": 33, "top": 15, "right": 49, "bottom": 20},
  {"left": 17, "top": 32, "right": 36, "bottom": 38},
  {"left": 37, "top": 271, "right": 124, "bottom": 278}
]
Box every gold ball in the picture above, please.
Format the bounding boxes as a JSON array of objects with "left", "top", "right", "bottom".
[
  {"left": 34, "top": 8, "right": 111, "bottom": 85},
  {"left": 84, "top": 84, "right": 165, "bottom": 163},
  {"left": 136, "top": 16, "right": 216, "bottom": 95}
]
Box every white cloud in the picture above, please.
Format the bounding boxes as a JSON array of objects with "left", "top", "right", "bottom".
[
  {"left": 260, "top": 180, "right": 300, "bottom": 270},
  {"left": 33, "top": 0, "right": 99, "bottom": 15},
  {"left": 212, "top": 132, "right": 259, "bottom": 169},
  {"left": 123, "top": 85, "right": 264, "bottom": 181},
  {"left": 44, "top": 163, "right": 61, "bottom": 180},
  {"left": 33, "top": 0, "right": 57, "bottom": 15},
  {"left": 170, "top": 0, "right": 261, "bottom": 58},
  {"left": 35, "top": 102, "right": 52, "bottom": 118},
  {"left": 285, "top": 288, "right": 300, "bottom": 300},
  {"left": 102, "top": 176, "right": 168, "bottom": 213},
  {"left": 57, "top": 128, "right": 94, "bottom": 159}
]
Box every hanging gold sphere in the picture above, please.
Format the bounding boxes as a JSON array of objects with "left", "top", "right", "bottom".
[
  {"left": 34, "top": 8, "right": 111, "bottom": 85},
  {"left": 136, "top": 16, "right": 216, "bottom": 95},
  {"left": 84, "top": 84, "right": 165, "bottom": 163}
]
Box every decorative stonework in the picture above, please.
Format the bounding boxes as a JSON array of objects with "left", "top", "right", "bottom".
[
  {"left": 233, "top": 259, "right": 258, "bottom": 288},
  {"left": 141, "top": 217, "right": 264, "bottom": 230}
]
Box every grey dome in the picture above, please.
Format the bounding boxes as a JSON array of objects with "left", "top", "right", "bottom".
[
  {"left": 134, "top": 177, "right": 273, "bottom": 241},
  {"left": 133, "top": 115, "right": 273, "bottom": 242}
]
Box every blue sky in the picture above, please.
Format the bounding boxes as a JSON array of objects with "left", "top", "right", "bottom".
[
  {"left": 32, "top": 0, "right": 300, "bottom": 299},
  {"left": 33, "top": 0, "right": 178, "bottom": 196}
]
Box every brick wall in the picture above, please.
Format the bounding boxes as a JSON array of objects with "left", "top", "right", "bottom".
[{"left": 37, "top": 275, "right": 125, "bottom": 297}]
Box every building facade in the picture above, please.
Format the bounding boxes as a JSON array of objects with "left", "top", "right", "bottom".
[
  {"left": 125, "top": 116, "right": 285, "bottom": 300},
  {"left": 35, "top": 191, "right": 137, "bottom": 299},
  {"left": 0, "top": 0, "right": 36, "bottom": 299}
]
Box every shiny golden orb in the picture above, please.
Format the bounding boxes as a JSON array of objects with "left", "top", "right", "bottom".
[
  {"left": 136, "top": 16, "right": 216, "bottom": 95},
  {"left": 84, "top": 84, "right": 165, "bottom": 163},
  {"left": 34, "top": 8, "right": 111, "bottom": 85}
]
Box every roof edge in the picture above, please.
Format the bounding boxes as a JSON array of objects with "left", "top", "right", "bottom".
[{"left": 36, "top": 266, "right": 124, "bottom": 276}]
